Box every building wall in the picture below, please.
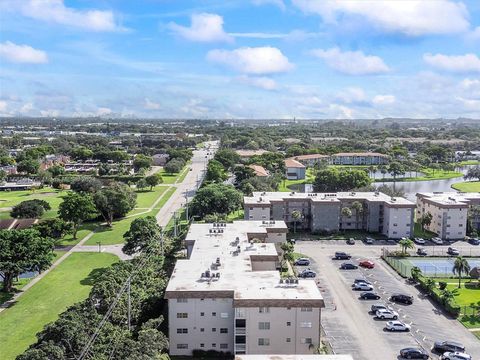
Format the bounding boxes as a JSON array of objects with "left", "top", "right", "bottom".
[
  {"left": 383, "top": 206, "right": 413, "bottom": 239},
  {"left": 245, "top": 205, "right": 271, "bottom": 221},
  {"left": 365, "top": 202, "right": 382, "bottom": 233},
  {"left": 168, "top": 298, "right": 235, "bottom": 356},
  {"left": 311, "top": 202, "right": 340, "bottom": 232},
  {"left": 238, "top": 307, "right": 320, "bottom": 355},
  {"left": 332, "top": 155, "right": 388, "bottom": 165},
  {"left": 286, "top": 167, "right": 306, "bottom": 180},
  {"left": 417, "top": 198, "right": 468, "bottom": 239}
]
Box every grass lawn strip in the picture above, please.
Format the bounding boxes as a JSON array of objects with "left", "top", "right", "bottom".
[
  {"left": 0, "top": 252, "right": 118, "bottom": 360},
  {"left": 451, "top": 181, "right": 480, "bottom": 192}
]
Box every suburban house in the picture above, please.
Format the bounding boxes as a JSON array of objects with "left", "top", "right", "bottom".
[
  {"left": 331, "top": 152, "right": 389, "bottom": 165},
  {"left": 289, "top": 154, "right": 329, "bottom": 167},
  {"left": 235, "top": 149, "right": 269, "bottom": 161},
  {"left": 165, "top": 221, "right": 324, "bottom": 356},
  {"left": 416, "top": 192, "right": 480, "bottom": 240},
  {"left": 152, "top": 153, "right": 170, "bottom": 166},
  {"left": 244, "top": 191, "right": 415, "bottom": 239},
  {"left": 284, "top": 159, "right": 306, "bottom": 180},
  {"left": 0, "top": 179, "right": 41, "bottom": 191},
  {"left": 248, "top": 165, "right": 269, "bottom": 177}
]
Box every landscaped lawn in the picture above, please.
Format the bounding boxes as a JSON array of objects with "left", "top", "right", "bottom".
[
  {"left": 413, "top": 222, "right": 437, "bottom": 239},
  {"left": 451, "top": 181, "right": 480, "bottom": 192},
  {"left": 375, "top": 167, "right": 463, "bottom": 183},
  {"left": 0, "top": 188, "right": 67, "bottom": 219},
  {"left": 157, "top": 163, "right": 190, "bottom": 184},
  {"left": 57, "top": 222, "right": 99, "bottom": 246},
  {"left": 278, "top": 168, "right": 316, "bottom": 192},
  {"left": 0, "top": 252, "right": 118, "bottom": 359},
  {"left": 134, "top": 186, "right": 168, "bottom": 208}
]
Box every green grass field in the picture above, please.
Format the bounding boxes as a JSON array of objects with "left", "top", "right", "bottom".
[
  {"left": 0, "top": 188, "right": 67, "bottom": 219},
  {"left": 157, "top": 163, "right": 190, "bottom": 184},
  {"left": 0, "top": 252, "right": 118, "bottom": 359},
  {"left": 278, "top": 168, "right": 316, "bottom": 192},
  {"left": 413, "top": 222, "right": 437, "bottom": 239},
  {"left": 134, "top": 186, "right": 169, "bottom": 208},
  {"left": 375, "top": 167, "right": 463, "bottom": 183},
  {"left": 451, "top": 181, "right": 480, "bottom": 192}
]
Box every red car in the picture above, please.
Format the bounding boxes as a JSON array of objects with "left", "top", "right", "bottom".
[{"left": 359, "top": 260, "right": 375, "bottom": 269}]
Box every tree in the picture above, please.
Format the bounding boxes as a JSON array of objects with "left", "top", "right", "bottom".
[
  {"left": 351, "top": 201, "right": 363, "bottom": 229},
  {"left": 34, "top": 218, "right": 72, "bottom": 240},
  {"left": 133, "top": 154, "right": 152, "bottom": 172},
  {"left": 464, "top": 166, "right": 480, "bottom": 181},
  {"left": 234, "top": 165, "right": 255, "bottom": 185},
  {"left": 191, "top": 183, "right": 243, "bottom": 219},
  {"left": 136, "top": 178, "right": 148, "bottom": 191},
  {"left": 410, "top": 266, "right": 422, "bottom": 281},
  {"left": 93, "top": 182, "right": 137, "bottom": 226},
  {"left": 0, "top": 169, "right": 6, "bottom": 182},
  {"left": 205, "top": 159, "right": 227, "bottom": 183},
  {"left": 378, "top": 164, "right": 388, "bottom": 179},
  {"left": 0, "top": 229, "right": 54, "bottom": 292},
  {"left": 280, "top": 242, "right": 294, "bottom": 270},
  {"left": 313, "top": 168, "right": 371, "bottom": 192},
  {"left": 59, "top": 192, "right": 97, "bottom": 239},
  {"left": 420, "top": 212, "right": 433, "bottom": 232},
  {"left": 69, "top": 146, "right": 93, "bottom": 161},
  {"left": 453, "top": 256, "right": 471, "bottom": 289},
  {"left": 47, "top": 165, "right": 65, "bottom": 178},
  {"left": 214, "top": 148, "right": 240, "bottom": 170},
  {"left": 164, "top": 158, "right": 185, "bottom": 174},
  {"left": 291, "top": 210, "right": 302, "bottom": 233},
  {"left": 440, "top": 289, "right": 454, "bottom": 306},
  {"left": 17, "top": 159, "right": 40, "bottom": 175},
  {"left": 71, "top": 176, "right": 102, "bottom": 194},
  {"left": 399, "top": 238, "right": 414, "bottom": 254},
  {"left": 425, "top": 278, "right": 436, "bottom": 296},
  {"left": 388, "top": 161, "right": 405, "bottom": 181},
  {"left": 11, "top": 199, "right": 51, "bottom": 219},
  {"left": 341, "top": 207, "right": 352, "bottom": 218},
  {"left": 123, "top": 216, "right": 162, "bottom": 255},
  {"left": 145, "top": 173, "right": 163, "bottom": 190}
]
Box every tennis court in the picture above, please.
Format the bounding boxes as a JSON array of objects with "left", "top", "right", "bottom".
[{"left": 397, "top": 257, "right": 480, "bottom": 277}]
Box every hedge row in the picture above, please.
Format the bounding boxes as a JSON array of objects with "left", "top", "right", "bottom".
[{"left": 417, "top": 276, "right": 461, "bottom": 316}]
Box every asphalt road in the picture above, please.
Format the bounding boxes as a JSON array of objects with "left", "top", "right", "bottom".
[{"left": 295, "top": 241, "right": 480, "bottom": 360}]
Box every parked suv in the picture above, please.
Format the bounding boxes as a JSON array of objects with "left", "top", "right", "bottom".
[
  {"left": 440, "top": 352, "right": 471, "bottom": 360},
  {"left": 400, "top": 347, "right": 429, "bottom": 359},
  {"left": 294, "top": 258, "right": 310, "bottom": 266},
  {"left": 371, "top": 303, "right": 391, "bottom": 313},
  {"left": 390, "top": 293, "right": 414, "bottom": 305},
  {"left": 447, "top": 247, "right": 460, "bottom": 256},
  {"left": 334, "top": 252, "right": 351, "bottom": 260},
  {"left": 433, "top": 341, "right": 465, "bottom": 354}
]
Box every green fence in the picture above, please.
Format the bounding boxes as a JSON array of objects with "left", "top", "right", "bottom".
[{"left": 383, "top": 256, "right": 412, "bottom": 278}]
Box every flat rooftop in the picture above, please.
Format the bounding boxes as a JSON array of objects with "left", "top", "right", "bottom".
[
  {"left": 165, "top": 221, "right": 323, "bottom": 306},
  {"left": 417, "top": 192, "right": 480, "bottom": 206},
  {"left": 245, "top": 191, "right": 414, "bottom": 207}
]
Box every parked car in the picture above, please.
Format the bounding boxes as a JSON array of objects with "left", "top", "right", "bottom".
[
  {"left": 417, "top": 248, "right": 428, "bottom": 256},
  {"left": 354, "top": 282, "right": 373, "bottom": 291},
  {"left": 400, "top": 347, "right": 429, "bottom": 359},
  {"left": 447, "top": 247, "right": 460, "bottom": 256},
  {"left": 431, "top": 237, "right": 444, "bottom": 245},
  {"left": 298, "top": 269, "right": 316, "bottom": 278},
  {"left": 468, "top": 238, "right": 480, "bottom": 245},
  {"left": 375, "top": 308, "right": 399, "bottom": 319},
  {"left": 371, "top": 303, "right": 393, "bottom": 313},
  {"left": 334, "top": 252, "right": 351, "bottom": 260},
  {"left": 414, "top": 237, "right": 426, "bottom": 245},
  {"left": 440, "top": 352, "right": 471, "bottom": 360},
  {"left": 354, "top": 278, "right": 372, "bottom": 286},
  {"left": 390, "top": 293, "right": 414, "bottom": 305},
  {"left": 364, "top": 237, "right": 374, "bottom": 244},
  {"left": 360, "top": 292, "right": 380, "bottom": 300},
  {"left": 346, "top": 238, "right": 355, "bottom": 245},
  {"left": 294, "top": 258, "right": 310, "bottom": 266},
  {"left": 340, "top": 263, "right": 358, "bottom": 270},
  {"left": 432, "top": 341, "right": 465, "bottom": 353},
  {"left": 385, "top": 320, "right": 411, "bottom": 332},
  {"left": 359, "top": 260, "right": 375, "bottom": 269}
]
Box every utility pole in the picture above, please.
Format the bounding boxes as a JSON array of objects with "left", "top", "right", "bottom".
[
  {"left": 173, "top": 211, "right": 177, "bottom": 237},
  {"left": 127, "top": 278, "right": 131, "bottom": 331},
  {"left": 185, "top": 192, "right": 189, "bottom": 221},
  {"left": 159, "top": 230, "right": 164, "bottom": 257}
]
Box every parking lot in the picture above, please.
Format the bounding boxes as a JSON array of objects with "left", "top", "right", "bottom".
[{"left": 295, "top": 241, "right": 480, "bottom": 360}]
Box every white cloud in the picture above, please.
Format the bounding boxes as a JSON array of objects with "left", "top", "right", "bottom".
[
  {"left": 168, "top": 13, "right": 233, "bottom": 43},
  {"left": 16, "top": 0, "right": 121, "bottom": 32},
  {"left": 207, "top": 46, "right": 293, "bottom": 75},
  {"left": 292, "top": 0, "right": 469, "bottom": 36},
  {"left": 252, "top": 0, "right": 286, "bottom": 11},
  {"left": 373, "top": 94, "right": 396, "bottom": 105},
  {"left": 0, "top": 41, "right": 48, "bottom": 64},
  {"left": 144, "top": 98, "right": 161, "bottom": 110},
  {"left": 0, "top": 100, "right": 7, "bottom": 112},
  {"left": 424, "top": 53, "right": 480, "bottom": 73},
  {"left": 237, "top": 75, "right": 277, "bottom": 90},
  {"left": 335, "top": 87, "right": 367, "bottom": 104},
  {"left": 310, "top": 47, "right": 390, "bottom": 75},
  {"left": 96, "top": 107, "right": 112, "bottom": 116},
  {"left": 469, "top": 27, "right": 480, "bottom": 41},
  {"left": 20, "top": 102, "right": 34, "bottom": 113}
]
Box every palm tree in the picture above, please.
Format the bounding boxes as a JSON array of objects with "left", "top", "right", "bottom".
[
  {"left": 291, "top": 210, "right": 302, "bottom": 233},
  {"left": 410, "top": 266, "right": 422, "bottom": 281},
  {"left": 399, "top": 238, "right": 414, "bottom": 255},
  {"left": 453, "top": 256, "right": 471, "bottom": 289},
  {"left": 425, "top": 278, "right": 436, "bottom": 295},
  {"left": 378, "top": 165, "right": 387, "bottom": 179},
  {"left": 351, "top": 201, "right": 363, "bottom": 230},
  {"left": 340, "top": 207, "right": 352, "bottom": 231},
  {"left": 280, "top": 242, "right": 295, "bottom": 270},
  {"left": 440, "top": 289, "right": 454, "bottom": 306}
]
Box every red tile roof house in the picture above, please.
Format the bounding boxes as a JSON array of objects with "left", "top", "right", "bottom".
[
  {"left": 284, "top": 159, "right": 306, "bottom": 180},
  {"left": 291, "top": 154, "right": 329, "bottom": 167},
  {"left": 248, "top": 164, "right": 269, "bottom": 177}
]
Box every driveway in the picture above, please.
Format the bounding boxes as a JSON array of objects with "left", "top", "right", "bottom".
[{"left": 296, "top": 241, "right": 480, "bottom": 360}]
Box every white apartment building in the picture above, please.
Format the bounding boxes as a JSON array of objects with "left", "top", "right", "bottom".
[
  {"left": 165, "top": 221, "right": 325, "bottom": 356},
  {"left": 236, "top": 355, "right": 354, "bottom": 360},
  {"left": 416, "top": 192, "right": 480, "bottom": 240},
  {"left": 244, "top": 192, "right": 415, "bottom": 239}
]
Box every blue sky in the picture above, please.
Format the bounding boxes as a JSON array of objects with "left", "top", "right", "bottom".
[{"left": 0, "top": 0, "right": 479, "bottom": 119}]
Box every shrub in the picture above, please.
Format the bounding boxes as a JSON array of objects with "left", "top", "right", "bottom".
[
  {"left": 438, "top": 281, "right": 447, "bottom": 290},
  {"left": 192, "top": 349, "right": 233, "bottom": 359},
  {"left": 11, "top": 199, "right": 51, "bottom": 219}
]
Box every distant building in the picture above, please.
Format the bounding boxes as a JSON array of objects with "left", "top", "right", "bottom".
[
  {"left": 290, "top": 154, "right": 329, "bottom": 167},
  {"left": 331, "top": 153, "right": 388, "bottom": 165},
  {"left": 0, "top": 179, "right": 41, "bottom": 191},
  {"left": 248, "top": 165, "right": 269, "bottom": 177},
  {"left": 235, "top": 356, "right": 354, "bottom": 360},
  {"left": 245, "top": 191, "right": 415, "bottom": 239},
  {"left": 284, "top": 159, "right": 306, "bottom": 180},
  {"left": 152, "top": 153, "right": 170, "bottom": 166},
  {"left": 236, "top": 149, "right": 269, "bottom": 160},
  {"left": 165, "top": 221, "right": 324, "bottom": 356},
  {"left": 416, "top": 192, "right": 480, "bottom": 240}
]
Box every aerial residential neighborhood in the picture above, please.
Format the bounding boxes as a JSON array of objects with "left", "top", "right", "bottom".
[{"left": 1, "top": 1, "right": 480, "bottom": 360}]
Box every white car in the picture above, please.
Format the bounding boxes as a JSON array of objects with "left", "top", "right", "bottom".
[
  {"left": 431, "top": 237, "right": 444, "bottom": 245},
  {"left": 440, "top": 352, "right": 472, "bottom": 360},
  {"left": 354, "top": 282, "right": 373, "bottom": 291},
  {"left": 385, "top": 320, "right": 410, "bottom": 332},
  {"left": 376, "top": 309, "right": 399, "bottom": 319},
  {"left": 414, "top": 237, "right": 426, "bottom": 245}
]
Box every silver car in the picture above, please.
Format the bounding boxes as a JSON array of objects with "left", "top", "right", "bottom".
[
  {"left": 440, "top": 352, "right": 472, "bottom": 360},
  {"left": 385, "top": 320, "right": 410, "bottom": 332},
  {"left": 431, "top": 237, "right": 444, "bottom": 245},
  {"left": 376, "top": 309, "right": 399, "bottom": 319},
  {"left": 414, "top": 237, "right": 426, "bottom": 245}
]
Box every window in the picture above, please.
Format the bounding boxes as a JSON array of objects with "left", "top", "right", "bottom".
[
  {"left": 393, "top": 223, "right": 397, "bottom": 227},
  {"left": 212, "top": 312, "right": 217, "bottom": 316},
  {"left": 286, "top": 338, "right": 291, "bottom": 343},
  {"left": 200, "top": 328, "right": 204, "bottom": 332},
  {"left": 259, "top": 322, "right": 270, "bottom": 330},
  {"left": 447, "top": 224, "right": 451, "bottom": 227},
  {"left": 212, "top": 328, "right": 217, "bottom": 332},
  {"left": 301, "top": 338, "right": 312, "bottom": 344},
  {"left": 176, "top": 328, "right": 188, "bottom": 334},
  {"left": 220, "top": 328, "right": 228, "bottom": 333},
  {"left": 250, "top": 207, "right": 253, "bottom": 210},
  {"left": 259, "top": 307, "right": 270, "bottom": 313},
  {"left": 200, "top": 344, "right": 204, "bottom": 348},
  {"left": 177, "top": 344, "right": 188, "bottom": 349},
  {"left": 200, "top": 312, "right": 204, "bottom": 316},
  {"left": 220, "top": 312, "right": 229, "bottom": 318},
  {"left": 258, "top": 338, "right": 270, "bottom": 346},
  {"left": 177, "top": 298, "right": 188, "bottom": 303},
  {"left": 459, "top": 224, "right": 463, "bottom": 227},
  {"left": 286, "top": 321, "right": 291, "bottom": 326},
  {"left": 249, "top": 215, "right": 253, "bottom": 219},
  {"left": 220, "top": 344, "right": 228, "bottom": 349},
  {"left": 300, "top": 322, "right": 312, "bottom": 328},
  {"left": 176, "top": 313, "right": 188, "bottom": 318},
  {"left": 212, "top": 343, "right": 216, "bottom": 348},
  {"left": 301, "top": 307, "right": 312, "bottom": 312}
]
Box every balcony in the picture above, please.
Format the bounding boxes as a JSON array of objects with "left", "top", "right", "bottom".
[
  {"left": 235, "top": 344, "right": 246, "bottom": 353},
  {"left": 235, "top": 328, "right": 246, "bottom": 335}
]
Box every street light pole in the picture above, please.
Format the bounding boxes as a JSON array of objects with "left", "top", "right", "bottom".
[{"left": 185, "top": 192, "right": 189, "bottom": 221}]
